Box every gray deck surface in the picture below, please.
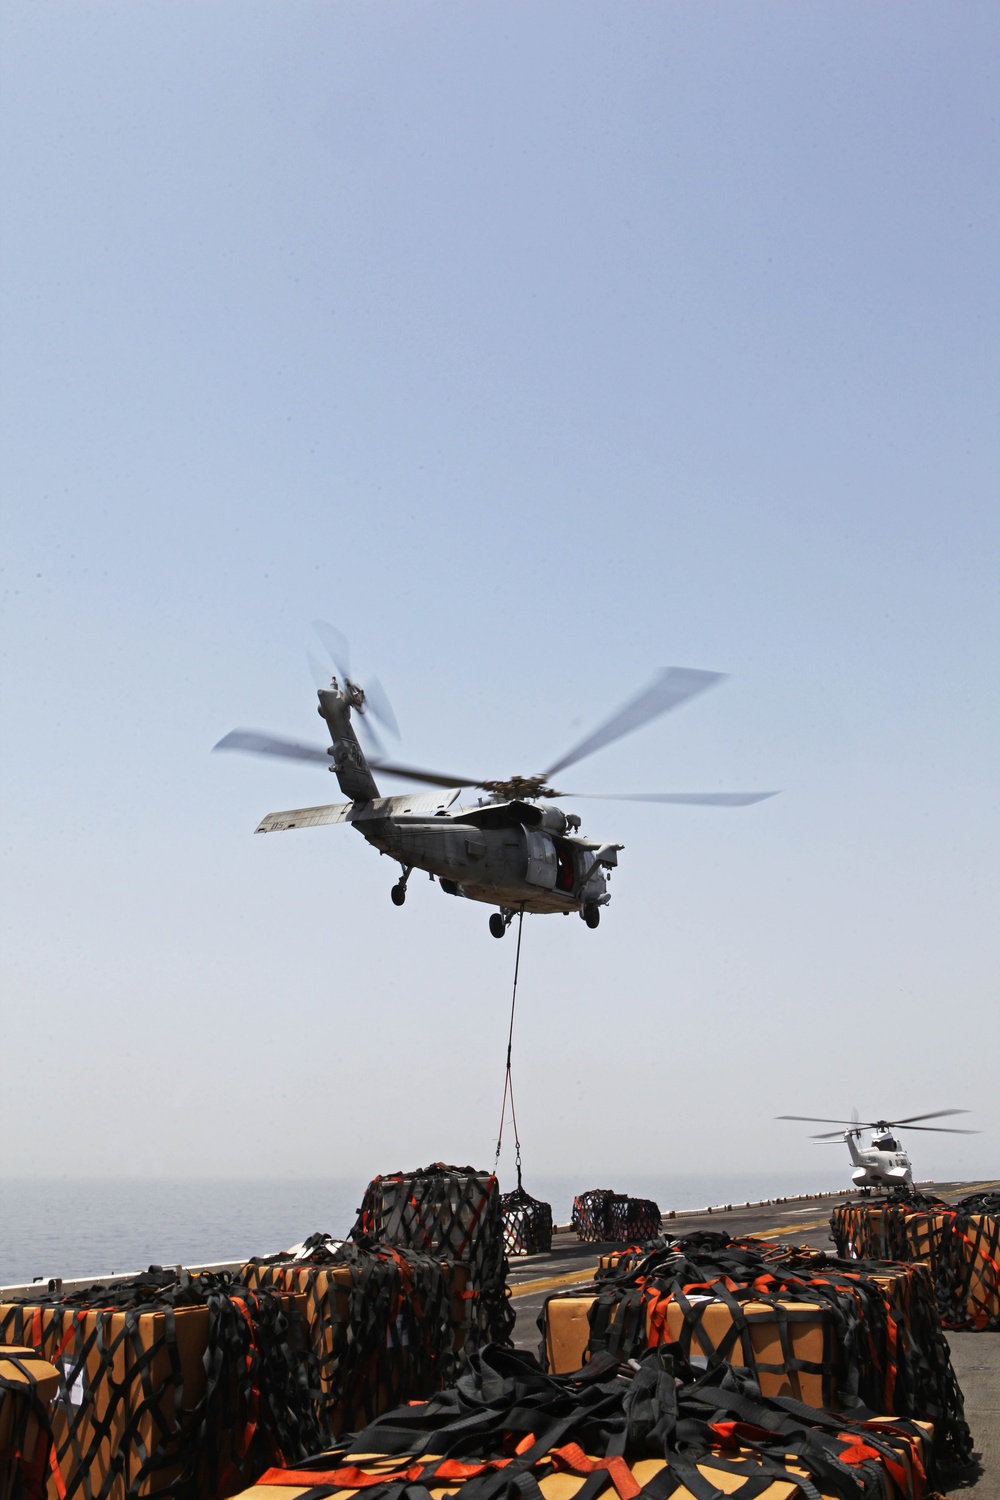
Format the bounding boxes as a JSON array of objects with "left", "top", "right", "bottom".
[{"left": 506, "top": 1179, "right": 1000, "bottom": 1500}]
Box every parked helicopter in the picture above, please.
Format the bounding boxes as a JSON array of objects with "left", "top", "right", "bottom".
[
  {"left": 215, "top": 627, "right": 777, "bottom": 937},
  {"left": 777, "top": 1109, "right": 977, "bottom": 1193}
]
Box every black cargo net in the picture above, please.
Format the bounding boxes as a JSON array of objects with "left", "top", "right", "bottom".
[
  {"left": 0, "top": 1269, "right": 323, "bottom": 1500},
  {"left": 831, "top": 1198, "right": 1000, "bottom": 1331},
  {"left": 543, "top": 1230, "right": 971, "bottom": 1466},
  {"left": 243, "top": 1239, "right": 461, "bottom": 1439},
  {"left": 957, "top": 1189, "right": 1000, "bottom": 1215},
  {"left": 252, "top": 1342, "right": 942, "bottom": 1500},
  {"left": 351, "top": 1164, "right": 514, "bottom": 1350},
  {"left": 500, "top": 1186, "right": 553, "bottom": 1257},
  {"left": 572, "top": 1191, "right": 661, "bottom": 1244}
]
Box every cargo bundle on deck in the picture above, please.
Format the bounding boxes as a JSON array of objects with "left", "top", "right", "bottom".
[
  {"left": 830, "top": 1192, "right": 1000, "bottom": 1331},
  {"left": 571, "top": 1190, "right": 661, "bottom": 1245},
  {"left": 350, "top": 1163, "right": 514, "bottom": 1349},
  {"left": 500, "top": 1184, "right": 553, "bottom": 1257},
  {"left": 540, "top": 1231, "right": 971, "bottom": 1465},
  {"left": 229, "top": 1344, "right": 938, "bottom": 1500},
  {"left": 0, "top": 1165, "right": 515, "bottom": 1500},
  {"left": 0, "top": 1269, "right": 323, "bottom": 1500}
]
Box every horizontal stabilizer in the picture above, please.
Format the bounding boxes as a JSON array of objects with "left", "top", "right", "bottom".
[{"left": 256, "top": 787, "right": 462, "bottom": 834}]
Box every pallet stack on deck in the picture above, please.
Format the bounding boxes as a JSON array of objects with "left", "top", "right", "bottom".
[
  {"left": 540, "top": 1230, "right": 971, "bottom": 1467},
  {"left": 226, "top": 1344, "right": 939, "bottom": 1500},
  {"left": 830, "top": 1194, "right": 1000, "bottom": 1330}
]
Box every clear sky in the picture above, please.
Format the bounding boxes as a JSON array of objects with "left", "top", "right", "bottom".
[{"left": 2, "top": 3, "right": 997, "bottom": 1188}]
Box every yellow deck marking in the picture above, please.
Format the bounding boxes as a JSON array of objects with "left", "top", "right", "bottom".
[
  {"left": 744, "top": 1219, "right": 829, "bottom": 1240},
  {"left": 509, "top": 1266, "right": 598, "bottom": 1299}
]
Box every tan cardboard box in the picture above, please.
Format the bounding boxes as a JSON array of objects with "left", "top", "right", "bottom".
[
  {"left": 544, "top": 1293, "right": 835, "bottom": 1407},
  {"left": 0, "top": 1294, "right": 303, "bottom": 1500}
]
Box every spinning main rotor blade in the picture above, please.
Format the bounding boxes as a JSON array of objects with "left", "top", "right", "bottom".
[
  {"left": 368, "top": 758, "right": 480, "bottom": 790},
  {"left": 544, "top": 667, "right": 724, "bottom": 779},
  {"left": 810, "top": 1124, "right": 977, "bottom": 1138},
  {"left": 563, "top": 790, "right": 778, "bottom": 806},
  {"left": 215, "top": 733, "right": 473, "bottom": 788},
  {"left": 214, "top": 730, "right": 329, "bottom": 764},
  {"left": 777, "top": 1115, "right": 863, "bottom": 1125},
  {"left": 780, "top": 1109, "right": 971, "bottom": 1128},
  {"left": 891, "top": 1109, "right": 970, "bottom": 1125}
]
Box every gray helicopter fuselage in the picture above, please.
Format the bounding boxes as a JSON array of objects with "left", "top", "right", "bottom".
[
  {"left": 844, "top": 1129, "right": 913, "bottom": 1189},
  {"left": 313, "top": 685, "right": 620, "bottom": 915},
  {"left": 217, "top": 645, "right": 778, "bottom": 933},
  {"left": 355, "top": 799, "right": 619, "bottom": 915}
]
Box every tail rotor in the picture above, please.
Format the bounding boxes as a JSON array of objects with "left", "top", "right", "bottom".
[{"left": 311, "top": 621, "right": 400, "bottom": 749}]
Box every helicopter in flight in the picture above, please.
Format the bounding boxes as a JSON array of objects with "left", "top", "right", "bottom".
[
  {"left": 215, "top": 627, "right": 777, "bottom": 938},
  {"left": 777, "top": 1109, "right": 977, "bottom": 1193}
]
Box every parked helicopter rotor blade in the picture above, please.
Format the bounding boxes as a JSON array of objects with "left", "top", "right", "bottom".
[
  {"left": 887, "top": 1124, "right": 979, "bottom": 1134},
  {"left": 811, "top": 1129, "right": 855, "bottom": 1139},
  {"left": 543, "top": 667, "right": 725, "bottom": 779},
  {"left": 213, "top": 729, "right": 329, "bottom": 764},
  {"left": 560, "top": 790, "right": 778, "bottom": 806},
  {"left": 367, "top": 757, "right": 481, "bottom": 790},
  {"left": 890, "top": 1109, "right": 970, "bottom": 1126}
]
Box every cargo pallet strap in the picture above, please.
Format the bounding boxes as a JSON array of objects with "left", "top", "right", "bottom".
[
  {"left": 255, "top": 1342, "right": 940, "bottom": 1500},
  {"left": 551, "top": 1230, "right": 971, "bottom": 1465},
  {"left": 494, "top": 910, "right": 525, "bottom": 1189}
]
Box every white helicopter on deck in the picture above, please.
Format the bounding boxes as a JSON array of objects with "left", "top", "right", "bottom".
[{"left": 777, "top": 1109, "right": 976, "bottom": 1193}]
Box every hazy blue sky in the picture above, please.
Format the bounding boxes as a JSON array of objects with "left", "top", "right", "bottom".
[{"left": 2, "top": 3, "right": 997, "bottom": 1190}]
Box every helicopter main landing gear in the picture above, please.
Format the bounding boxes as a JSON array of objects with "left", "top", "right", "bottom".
[
  {"left": 390, "top": 865, "right": 413, "bottom": 906},
  {"left": 582, "top": 902, "right": 601, "bottom": 929},
  {"left": 489, "top": 909, "right": 516, "bottom": 939}
]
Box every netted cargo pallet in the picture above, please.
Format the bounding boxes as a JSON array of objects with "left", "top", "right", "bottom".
[
  {"left": 231, "top": 1343, "right": 938, "bottom": 1500},
  {"left": 541, "top": 1230, "right": 971, "bottom": 1464},
  {"left": 572, "top": 1190, "right": 661, "bottom": 1243},
  {"left": 0, "top": 1270, "right": 322, "bottom": 1500},
  {"left": 500, "top": 1185, "right": 553, "bottom": 1257},
  {"left": 830, "top": 1198, "right": 1000, "bottom": 1331},
  {"left": 242, "top": 1240, "right": 466, "bottom": 1437},
  {"left": 350, "top": 1163, "right": 513, "bottom": 1348},
  {"left": 0, "top": 1347, "right": 59, "bottom": 1500}
]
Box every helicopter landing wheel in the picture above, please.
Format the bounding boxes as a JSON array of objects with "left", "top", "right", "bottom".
[
  {"left": 390, "top": 884, "right": 406, "bottom": 907},
  {"left": 583, "top": 903, "right": 601, "bottom": 929},
  {"left": 489, "top": 912, "right": 506, "bottom": 939}
]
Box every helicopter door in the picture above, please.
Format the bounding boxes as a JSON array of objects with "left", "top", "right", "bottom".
[{"left": 524, "top": 828, "right": 558, "bottom": 888}]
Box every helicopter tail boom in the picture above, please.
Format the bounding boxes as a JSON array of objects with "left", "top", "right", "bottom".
[{"left": 317, "top": 687, "right": 381, "bottom": 801}]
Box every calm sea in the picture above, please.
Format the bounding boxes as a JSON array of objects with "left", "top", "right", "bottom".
[{"left": 0, "top": 1169, "right": 848, "bottom": 1286}]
